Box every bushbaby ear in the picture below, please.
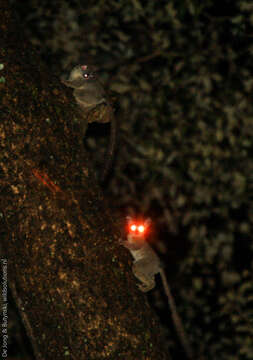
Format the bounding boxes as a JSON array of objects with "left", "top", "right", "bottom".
[
  {"left": 126, "top": 216, "right": 132, "bottom": 224},
  {"left": 144, "top": 218, "right": 151, "bottom": 227}
]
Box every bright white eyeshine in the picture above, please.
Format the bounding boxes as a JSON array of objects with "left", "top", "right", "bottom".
[{"left": 138, "top": 225, "right": 144, "bottom": 233}]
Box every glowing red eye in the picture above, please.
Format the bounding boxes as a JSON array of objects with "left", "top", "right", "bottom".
[
  {"left": 130, "top": 224, "right": 137, "bottom": 231},
  {"left": 138, "top": 225, "right": 144, "bottom": 233}
]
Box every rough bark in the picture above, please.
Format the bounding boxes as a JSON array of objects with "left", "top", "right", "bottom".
[{"left": 0, "top": 1, "right": 169, "bottom": 359}]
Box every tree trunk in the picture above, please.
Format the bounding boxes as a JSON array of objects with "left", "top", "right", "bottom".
[{"left": 0, "top": 1, "right": 169, "bottom": 359}]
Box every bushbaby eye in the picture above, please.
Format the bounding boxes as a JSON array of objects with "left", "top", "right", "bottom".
[
  {"left": 138, "top": 225, "right": 144, "bottom": 233},
  {"left": 130, "top": 224, "right": 137, "bottom": 232}
]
